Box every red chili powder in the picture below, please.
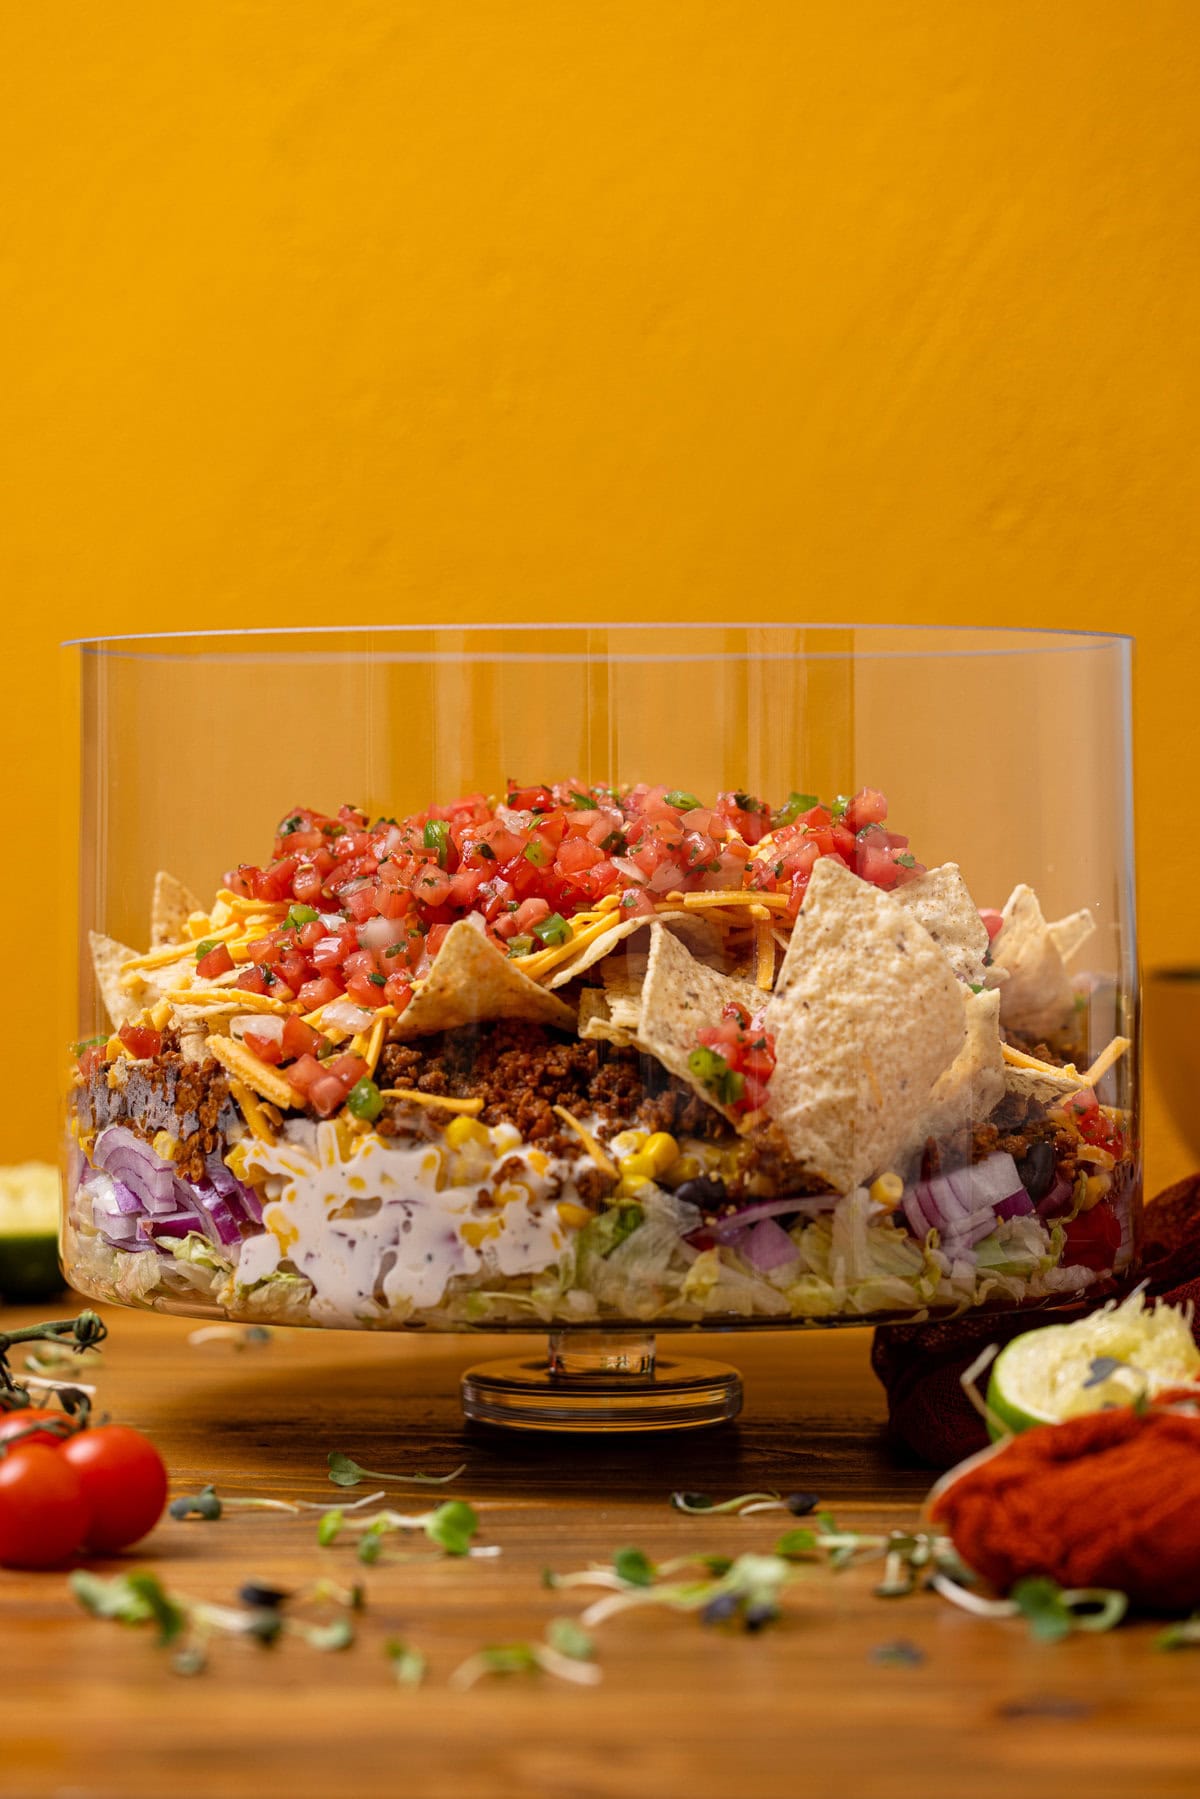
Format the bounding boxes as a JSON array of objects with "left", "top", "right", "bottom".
[{"left": 929, "top": 1403, "right": 1200, "bottom": 1612}]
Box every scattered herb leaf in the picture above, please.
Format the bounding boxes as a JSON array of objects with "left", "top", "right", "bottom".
[{"left": 327, "top": 1451, "right": 467, "bottom": 1490}]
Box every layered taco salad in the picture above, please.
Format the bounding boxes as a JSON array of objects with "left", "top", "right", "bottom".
[{"left": 65, "top": 782, "right": 1135, "bottom": 1329}]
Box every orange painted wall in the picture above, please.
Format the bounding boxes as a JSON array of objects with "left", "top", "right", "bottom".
[{"left": 4, "top": 5, "right": 1199, "bottom": 1184}]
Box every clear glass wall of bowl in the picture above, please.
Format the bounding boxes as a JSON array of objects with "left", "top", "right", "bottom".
[{"left": 62, "top": 627, "right": 1137, "bottom": 1424}]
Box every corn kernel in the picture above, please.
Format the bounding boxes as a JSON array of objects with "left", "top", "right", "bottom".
[
  {"left": 152, "top": 1131, "right": 180, "bottom": 1163},
  {"left": 445, "top": 1115, "right": 490, "bottom": 1151},
  {"left": 1080, "top": 1172, "right": 1112, "bottom": 1212},
  {"left": 661, "top": 1153, "right": 702, "bottom": 1186},
  {"left": 869, "top": 1172, "right": 904, "bottom": 1209},
  {"left": 618, "top": 1174, "right": 652, "bottom": 1198},
  {"left": 557, "top": 1201, "right": 593, "bottom": 1230},
  {"left": 611, "top": 1129, "right": 649, "bottom": 1159},
  {"left": 620, "top": 1152, "right": 658, "bottom": 1181},
  {"left": 642, "top": 1132, "right": 679, "bottom": 1175},
  {"left": 150, "top": 1000, "right": 172, "bottom": 1032}
]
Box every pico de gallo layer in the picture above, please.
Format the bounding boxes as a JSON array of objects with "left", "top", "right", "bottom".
[{"left": 63, "top": 782, "right": 1137, "bottom": 1332}]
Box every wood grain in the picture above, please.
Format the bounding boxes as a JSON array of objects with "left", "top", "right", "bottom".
[{"left": 0, "top": 1302, "right": 1195, "bottom": 1799}]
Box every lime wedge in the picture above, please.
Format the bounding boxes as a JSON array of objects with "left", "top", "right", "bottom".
[
  {"left": 0, "top": 1163, "right": 64, "bottom": 1302},
  {"left": 986, "top": 1290, "right": 1200, "bottom": 1439}
]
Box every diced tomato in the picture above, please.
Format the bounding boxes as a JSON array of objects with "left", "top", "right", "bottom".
[
  {"left": 384, "top": 972, "right": 414, "bottom": 1010},
  {"left": 327, "top": 1054, "right": 368, "bottom": 1088},
  {"left": 979, "top": 908, "right": 1005, "bottom": 942},
  {"left": 196, "top": 942, "right": 234, "bottom": 980},
  {"left": 293, "top": 863, "right": 325, "bottom": 905},
  {"left": 346, "top": 970, "right": 387, "bottom": 1007},
  {"left": 411, "top": 867, "right": 453, "bottom": 910},
  {"left": 282, "top": 1015, "right": 323, "bottom": 1061},
  {"left": 312, "top": 931, "right": 353, "bottom": 973},
  {"left": 286, "top": 1054, "right": 325, "bottom": 1099},
  {"left": 295, "top": 975, "right": 343, "bottom": 1011},
  {"left": 308, "top": 1073, "right": 350, "bottom": 1117},
  {"left": 844, "top": 788, "right": 888, "bottom": 832},
  {"left": 1062, "top": 1203, "right": 1122, "bottom": 1272},
  {"left": 237, "top": 965, "right": 270, "bottom": 996},
  {"left": 78, "top": 1044, "right": 106, "bottom": 1081},
  {"left": 244, "top": 1031, "right": 283, "bottom": 1066},
  {"left": 615, "top": 890, "right": 657, "bottom": 920}
]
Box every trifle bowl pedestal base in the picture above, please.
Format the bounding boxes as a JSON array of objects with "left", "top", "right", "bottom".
[{"left": 460, "top": 1330, "right": 743, "bottom": 1432}]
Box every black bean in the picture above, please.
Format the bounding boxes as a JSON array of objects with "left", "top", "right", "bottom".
[
  {"left": 675, "top": 1175, "right": 728, "bottom": 1211},
  {"left": 1015, "top": 1139, "right": 1056, "bottom": 1203}
]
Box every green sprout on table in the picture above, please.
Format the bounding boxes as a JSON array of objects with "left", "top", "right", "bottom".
[
  {"left": 449, "top": 1618, "right": 600, "bottom": 1691},
  {"left": 70, "top": 1568, "right": 361, "bottom": 1676}
]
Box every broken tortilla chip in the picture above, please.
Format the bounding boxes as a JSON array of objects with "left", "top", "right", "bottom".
[
  {"left": 150, "top": 870, "right": 204, "bottom": 948},
  {"left": 901, "top": 987, "right": 1005, "bottom": 1165},
  {"left": 764, "top": 859, "right": 966, "bottom": 1193},
  {"left": 893, "top": 862, "right": 991, "bottom": 987},
  {"left": 634, "top": 924, "right": 763, "bottom": 1125},
  {"left": 389, "top": 920, "right": 577, "bottom": 1040},
  {"left": 990, "top": 885, "right": 1082, "bottom": 1037},
  {"left": 1048, "top": 908, "right": 1096, "bottom": 968},
  {"left": 543, "top": 909, "right": 724, "bottom": 989},
  {"left": 577, "top": 988, "right": 639, "bottom": 1049},
  {"left": 89, "top": 931, "right": 142, "bottom": 1030}
]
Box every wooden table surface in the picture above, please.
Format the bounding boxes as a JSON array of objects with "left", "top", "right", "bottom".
[{"left": 1, "top": 1300, "right": 1196, "bottom": 1799}]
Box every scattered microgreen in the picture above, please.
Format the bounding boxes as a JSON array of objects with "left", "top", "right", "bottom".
[
  {"left": 170, "top": 1483, "right": 388, "bottom": 1524},
  {"left": 327, "top": 1451, "right": 467, "bottom": 1490},
  {"left": 1010, "top": 1577, "right": 1128, "bottom": 1643},
  {"left": 70, "top": 1568, "right": 362, "bottom": 1674},
  {"left": 1156, "top": 1614, "right": 1200, "bottom": 1651},
  {"left": 449, "top": 1620, "right": 599, "bottom": 1691},
  {"left": 670, "top": 1490, "right": 819, "bottom": 1518},
  {"left": 186, "top": 1324, "right": 272, "bottom": 1350},
  {"left": 319, "top": 1498, "right": 487, "bottom": 1560},
  {"left": 386, "top": 1639, "right": 428, "bottom": 1686}
]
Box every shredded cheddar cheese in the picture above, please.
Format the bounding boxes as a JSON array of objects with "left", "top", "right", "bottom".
[
  {"left": 754, "top": 919, "right": 774, "bottom": 991},
  {"left": 1081, "top": 1036, "right": 1132, "bottom": 1088},
  {"left": 551, "top": 1105, "right": 618, "bottom": 1178},
  {"left": 228, "top": 1078, "right": 277, "bottom": 1143},
  {"left": 378, "top": 1088, "right": 485, "bottom": 1116},
  {"left": 206, "top": 1035, "right": 298, "bottom": 1109}
]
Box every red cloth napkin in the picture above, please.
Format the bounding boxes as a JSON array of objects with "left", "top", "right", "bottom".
[{"left": 869, "top": 1176, "right": 1200, "bottom": 1468}]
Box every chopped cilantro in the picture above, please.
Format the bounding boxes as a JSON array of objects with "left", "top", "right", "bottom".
[
  {"left": 367, "top": 971, "right": 386, "bottom": 987},
  {"left": 894, "top": 853, "right": 917, "bottom": 869},
  {"left": 569, "top": 790, "right": 599, "bottom": 809}
]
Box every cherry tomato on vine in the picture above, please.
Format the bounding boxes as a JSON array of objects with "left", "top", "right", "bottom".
[
  {"left": 0, "top": 1443, "right": 89, "bottom": 1570},
  {"left": 61, "top": 1425, "right": 169, "bottom": 1553},
  {"left": 0, "top": 1408, "right": 70, "bottom": 1451}
]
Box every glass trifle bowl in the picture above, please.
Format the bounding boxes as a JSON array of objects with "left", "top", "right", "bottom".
[{"left": 61, "top": 625, "right": 1138, "bottom": 1429}]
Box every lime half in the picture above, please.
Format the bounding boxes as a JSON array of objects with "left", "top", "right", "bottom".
[
  {"left": 0, "top": 1163, "right": 64, "bottom": 1302},
  {"left": 987, "top": 1290, "right": 1200, "bottom": 1439}
]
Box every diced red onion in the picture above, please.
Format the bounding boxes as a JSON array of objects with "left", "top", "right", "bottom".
[
  {"left": 611, "top": 857, "right": 648, "bottom": 885},
  {"left": 647, "top": 860, "right": 686, "bottom": 894},
  {"left": 740, "top": 1218, "right": 800, "bottom": 1272},
  {"left": 947, "top": 1152, "right": 1025, "bottom": 1212},
  {"left": 93, "top": 1127, "right": 177, "bottom": 1213},
  {"left": 994, "top": 1189, "right": 1035, "bottom": 1221},
  {"left": 1038, "top": 1176, "right": 1075, "bottom": 1219},
  {"left": 711, "top": 1197, "right": 830, "bottom": 1237}
]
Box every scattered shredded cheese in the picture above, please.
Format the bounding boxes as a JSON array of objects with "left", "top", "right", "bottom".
[
  {"left": 378, "top": 1089, "right": 484, "bottom": 1116},
  {"left": 754, "top": 919, "right": 774, "bottom": 991},
  {"left": 206, "top": 1035, "right": 298, "bottom": 1109},
  {"left": 227, "top": 1078, "right": 276, "bottom": 1142},
  {"left": 551, "top": 1105, "right": 618, "bottom": 1178},
  {"left": 168, "top": 988, "right": 292, "bottom": 1016},
  {"left": 1081, "top": 1036, "right": 1132, "bottom": 1088},
  {"left": 679, "top": 890, "right": 790, "bottom": 911}
]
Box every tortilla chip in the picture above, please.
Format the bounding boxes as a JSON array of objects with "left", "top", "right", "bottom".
[
  {"left": 901, "top": 988, "right": 1005, "bottom": 1162},
  {"left": 1001, "top": 1042, "right": 1090, "bottom": 1107},
  {"left": 150, "top": 870, "right": 204, "bottom": 948},
  {"left": 990, "top": 885, "right": 1080, "bottom": 1036},
  {"left": 577, "top": 988, "right": 639, "bottom": 1049},
  {"left": 1048, "top": 908, "right": 1095, "bottom": 968},
  {"left": 390, "top": 920, "right": 577, "bottom": 1040},
  {"left": 764, "top": 859, "right": 966, "bottom": 1193},
  {"left": 893, "top": 862, "right": 990, "bottom": 986},
  {"left": 635, "top": 924, "right": 764, "bottom": 1124},
  {"left": 88, "top": 931, "right": 142, "bottom": 1029},
  {"left": 544, "top": 909, "right": 724, "bottom": 988}
]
